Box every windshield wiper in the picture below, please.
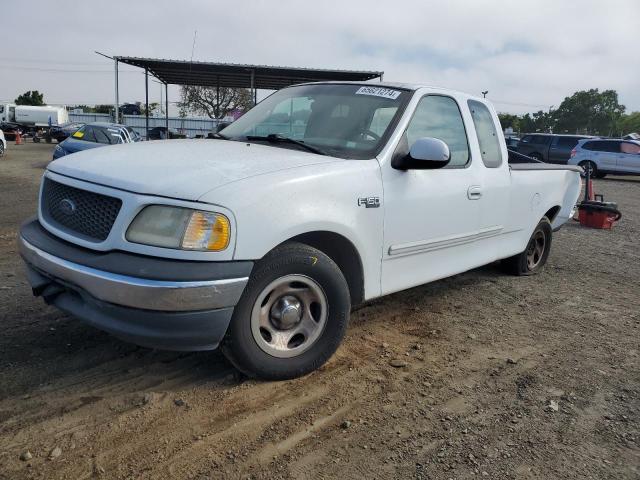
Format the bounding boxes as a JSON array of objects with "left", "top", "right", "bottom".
[{"left": 245, "top": 134, "right": 329, "bottom": 156}]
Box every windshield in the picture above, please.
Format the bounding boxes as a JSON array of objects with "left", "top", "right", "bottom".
[{"left": 220, "top": 84, "right": 411, "bottom": 159}]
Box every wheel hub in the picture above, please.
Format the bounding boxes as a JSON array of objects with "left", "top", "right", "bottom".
[
  {"left": 526, "top": 230, "right": 546, "bottom": 269},
  {"left": 250, "top": 274, "right": 328, "bottom": 359},
  {"left": 270, "top": 295, "right": 302, "bottom": 330}
]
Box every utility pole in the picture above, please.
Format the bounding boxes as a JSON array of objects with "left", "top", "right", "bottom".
[{"left": 482, "top": 90, "right": 488, "bottom": 98}]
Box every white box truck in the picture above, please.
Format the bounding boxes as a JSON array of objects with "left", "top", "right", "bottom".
[{"left": 0, "top": 104, "right": 69, "bottom": 142}]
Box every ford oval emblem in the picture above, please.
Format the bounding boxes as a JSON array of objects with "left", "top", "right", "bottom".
[{"left": 59, "top": 198, "right": 77, "bottom": 216}]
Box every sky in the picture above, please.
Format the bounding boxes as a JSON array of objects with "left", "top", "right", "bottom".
[{"left": 0, "top": 0, "right": 638, "bottom": 116}]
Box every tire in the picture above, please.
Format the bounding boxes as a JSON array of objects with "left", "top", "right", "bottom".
[
  {"left": 33, "top": 136, "right": 40, "bottom": 143},
  {"left": 501, "top": 217, "right": 552, "bottom": 276},
  {"left": 221, "top": 242, "right": 351, "bottom": 380},
  {"left": 578, "top": 160, "right": 597, "bottom": 178},
  {"left": 0, "top": 143, "right": 4, "bottom": 157}
]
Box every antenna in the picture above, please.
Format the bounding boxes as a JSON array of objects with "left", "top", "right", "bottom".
[{"left": 190, "top": 30, "right": 198, "bottom": 63}]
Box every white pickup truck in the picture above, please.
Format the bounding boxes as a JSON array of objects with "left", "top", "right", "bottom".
[{"left": 19, "top": 82, "right": 582, "bottom": 379}]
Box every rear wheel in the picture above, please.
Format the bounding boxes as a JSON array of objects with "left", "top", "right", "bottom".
[
  {"left": 501, "top": 217, "right": 552, "bottom": 275},
  {"left": 579, "top": 160, "right": 597, "bottom": 178},
  {"left": 222, "top": 242, "right": 350, "bottom": 380}
]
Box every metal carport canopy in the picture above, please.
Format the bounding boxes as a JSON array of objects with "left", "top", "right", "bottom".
[{"left": 114, "top": 56, "right": 384, "bottom": 89}]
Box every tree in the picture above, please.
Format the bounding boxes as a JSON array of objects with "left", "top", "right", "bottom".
[
  {"left": 519, "top": 110, "right": 553, "bottom": 133},
  {"left": 552, "top": 89, "right": 624, "bottom": 136},
  {"left": 15, "top": 90, "right": 45, "bottom": 106},
  {"left": 618, "top": 112, "right": 640, "bottom": 135},
  {"left": 93, "top": 105, "right": 113, "bottom": 114},
  {"left": 140, "top": 103, "right": 160, "bottom": 116},
  {"left": 178, "top": 86, "right": 253, "bottom": 119},
  {"left": 498, "top": 113, "right": 520, "bottom": 132}
]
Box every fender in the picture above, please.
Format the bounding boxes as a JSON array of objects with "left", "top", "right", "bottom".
[{"left": 201, "top": 160, "right": 385, "bottom": 300}]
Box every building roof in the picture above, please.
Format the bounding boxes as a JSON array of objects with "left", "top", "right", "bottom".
[{"left": 114, "top": 57, "right": 383, "bottom": 89}]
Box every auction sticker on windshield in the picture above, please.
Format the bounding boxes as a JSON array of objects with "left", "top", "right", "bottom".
[{"left": 355, "top": 86, "right": 401, "bottom": 100}]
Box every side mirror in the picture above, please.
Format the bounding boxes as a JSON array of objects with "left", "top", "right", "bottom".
[{"left": 392, "top": 137, "right": 451, "bottom": 170}]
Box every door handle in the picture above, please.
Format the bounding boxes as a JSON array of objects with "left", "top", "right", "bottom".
[{"left": 467, "top": 185, "right": 483, "bottom": 200}]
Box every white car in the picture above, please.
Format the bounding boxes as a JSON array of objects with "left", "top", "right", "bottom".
[
  {"left": 19, "top": 82, "right": 581, "bottom": 379},
  {"left": 0, "top": 128, "right": 6, "bottom": 156},
  {"left": 568, "top": 138, "right": 640, "bottom": 177}
]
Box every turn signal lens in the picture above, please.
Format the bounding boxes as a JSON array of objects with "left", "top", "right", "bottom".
[
  {"left": 127, "top": 206, "right": 231, "bottom": 251},
  {"left": 181, "top": 211, "right": 230, "bottom": 251}
]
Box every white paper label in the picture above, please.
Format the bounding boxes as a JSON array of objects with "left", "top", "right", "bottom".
[{"left": 355, "top": 86, "right": 401, "bottom": 100}]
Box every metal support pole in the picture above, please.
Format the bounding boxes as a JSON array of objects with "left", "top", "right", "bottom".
[
  {"left": 165, "top": 83, "right": 169, "bottom": 133},
  {"left": 216, "top": 76, "right": 220, "bottom": 119},
  {"left": 144, "top": 68, "right": 149, "bottom": 140},
  {"left": 250, "top": 69, "right": 255, "bottom": 106},
  {"left": 380, "top": 72, "right": 383, "bottom": 82},
  {"left": 114, "top": 59, "right": 119, "bottom": 122}
]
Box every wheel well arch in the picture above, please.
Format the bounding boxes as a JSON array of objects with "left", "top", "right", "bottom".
[
  {"left": 278, "top": 231, "right": 365, "bottom": 306},
  {"left": 544, "top": 205, "right": 561, "bottom": 223}
]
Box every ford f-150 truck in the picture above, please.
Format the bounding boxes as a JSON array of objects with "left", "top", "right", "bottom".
[{"left": 19, "top": 82, "right": 582, "bottom": 380}]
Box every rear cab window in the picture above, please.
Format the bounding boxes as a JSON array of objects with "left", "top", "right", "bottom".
[
  {"left": 531, "top": 135, "right": 551, "bottom": 145},
  {"left": 468, "top": 100, "right": 502, "bottom": 168},
  {"left": 552, "top": 136, "right": 582, "bottom": 148}
]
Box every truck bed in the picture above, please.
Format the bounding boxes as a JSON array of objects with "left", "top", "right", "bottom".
[
  {"left": 510, "top": 163, "right": 582, "bottom": 173},
  {"left": 508, "top": 149, "right": 582, "bottom": 173}
]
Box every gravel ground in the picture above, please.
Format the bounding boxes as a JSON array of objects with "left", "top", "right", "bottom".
[{"left": 0, "top": 142, "right": 638, "bottom": 479}]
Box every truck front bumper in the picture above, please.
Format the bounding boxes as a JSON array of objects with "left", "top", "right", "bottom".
[{"left": 19, "top": 219, "right": 253, "bottom": 351}]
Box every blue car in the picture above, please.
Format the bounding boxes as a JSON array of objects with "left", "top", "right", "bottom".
[{"left": 52, "top": 122, "right": 142, "bottom": 160}]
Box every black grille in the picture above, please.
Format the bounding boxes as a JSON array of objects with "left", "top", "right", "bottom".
[{"left": 41, "top": 178, "right": 122, "bottom": 241}]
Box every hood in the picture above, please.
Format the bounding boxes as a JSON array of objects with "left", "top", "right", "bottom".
[
  {"left": 61, "top": 137, "right": 103, "bottom": 153},
  {"left": 47, "top": 139, "right": 341, "bottom": 201}
]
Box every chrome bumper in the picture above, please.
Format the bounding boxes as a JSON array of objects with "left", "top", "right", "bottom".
[{"left": 19, "top": 236, "right": 248, "bottom": 312}]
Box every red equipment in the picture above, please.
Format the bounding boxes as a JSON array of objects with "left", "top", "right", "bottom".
[{"left": 576, "top": 168, "right": 621, "bottom": 230}]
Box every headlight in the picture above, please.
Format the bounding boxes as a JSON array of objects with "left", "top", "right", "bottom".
[{"left": 126, "top": 205, "right": 230, "bottom": 251}]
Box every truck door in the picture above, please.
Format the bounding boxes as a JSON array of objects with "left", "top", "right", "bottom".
[
  {"left": 467, "top": 100, "right": 510, "bottom": 259},
  {"left": 380, "top": 94, "right": 481, "bottom": 295}
]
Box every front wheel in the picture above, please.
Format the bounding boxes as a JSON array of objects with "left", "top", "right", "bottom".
[
  {"left": 501, "top": 217, "right": 552, "bottom": 275},
  {"left": 221, "top": 242, "right": 350, "bottom": 380}
]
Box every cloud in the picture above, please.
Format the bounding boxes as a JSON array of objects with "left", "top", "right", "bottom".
[{"left": 0, "top": 0, "right": 637, "bottom": 114}]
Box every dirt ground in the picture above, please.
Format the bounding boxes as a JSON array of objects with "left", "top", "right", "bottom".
[{"left": 0, "top": 142, "right": 638, "bottom": 480}]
